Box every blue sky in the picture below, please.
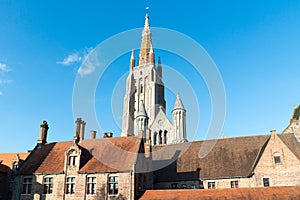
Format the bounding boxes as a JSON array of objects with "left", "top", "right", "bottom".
[{"left": 1, "top": 0, "right": 300, "bottom": 152}]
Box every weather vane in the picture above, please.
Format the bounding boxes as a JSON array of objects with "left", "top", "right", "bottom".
[{"left": 146, "top": 6, "right": 149, "bottom": 14}]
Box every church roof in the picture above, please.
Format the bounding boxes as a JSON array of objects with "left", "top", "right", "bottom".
[
  {"left": 173, "top": 94, "right": 185, "bottom": 110},
  {"left": 152, "top": 134, "right": 270, "bottom": 181},
  {"left": 139, "top": 186, "right": 300, "bottom": 200},
  {"left": 19, "top": 137, "right": 142, "bottom": 174}
]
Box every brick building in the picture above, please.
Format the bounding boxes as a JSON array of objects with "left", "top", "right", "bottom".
[
  {"left": 0, "top": 153, "right": 29, "bottom": 200},
  {"left": 5, "top": 10, "right": 300, "bottom": 200}
]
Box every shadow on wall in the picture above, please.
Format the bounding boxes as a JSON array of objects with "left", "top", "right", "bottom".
[{"left": 96, "top": 184, "right": 127, "bottom": 200}]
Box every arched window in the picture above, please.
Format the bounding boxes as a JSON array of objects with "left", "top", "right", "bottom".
[
  {"left": 153, "top": 132, "right": 157, "bottom": 145},
  {"left": 164, "top": 130, "right": 168, "bottom": 144},
  {"left": 159, "top": 130, "right": 163, "bottom": 144}
]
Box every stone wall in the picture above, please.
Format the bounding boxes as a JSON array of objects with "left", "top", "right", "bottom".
[
  {"left": 254, "top": 133, "right": 300, "bottom": 187},
  {"left": 15, "top": 172, "right": 135, "bottom": 200}
]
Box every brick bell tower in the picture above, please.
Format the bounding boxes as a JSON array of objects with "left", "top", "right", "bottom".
[{"left": 121, "top": 10, "right": 166, "bottom": 137}]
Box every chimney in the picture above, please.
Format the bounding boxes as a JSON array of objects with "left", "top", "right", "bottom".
[
  {"left": 79, "top": 120, "right": 86, "bottom": 142},
  {"left": 73, "top": 118, "right": 82, "bottom": 143},
  {"left": 103, "top": 132, "right": 113, "bottom": 138},
  {"left": 37, "top": 120, "right": 49, "bottom": 145},
  {"left": 90, "top": 130, "right": 97, "bottom": 139},
  {"left": 270, "top": 130, "right": 277, "bottom": 139}
]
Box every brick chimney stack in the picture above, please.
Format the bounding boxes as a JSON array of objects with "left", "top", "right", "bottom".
[
  {"left": 73, "top": 118, "right": 86, "bottom": 143},
  {"left": 37, "top": 120, "right": 49, "bottom": 145},
  {"left": 79, "top": 120, "right": 86, "bottom": 142},
  {"left": 90, "top": 130, "right": 96, "bottom": 139}
]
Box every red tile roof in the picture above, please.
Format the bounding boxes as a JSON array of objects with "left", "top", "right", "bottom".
[
  {"left": 80, "top": 136, "right": 142, "bottom": 172},
  {"left": 20, "top": 137, "right": 142, "bottom": 174},
  {"left": 0, "top": 163, "right": 10, "bottom": 173},
  {"left": 139, "top": 186, "right": 300, "bottom": 200},
  {"left": 0, "top": 152, "right": 29, "bottom": 170}
]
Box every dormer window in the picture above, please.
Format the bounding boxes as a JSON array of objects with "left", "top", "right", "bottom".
[
  {"left": 68, "top": 156, "right": 77, "bottom": 166},
  {"left": 65, "top": 144, "right": 82, "bottom": 170}
]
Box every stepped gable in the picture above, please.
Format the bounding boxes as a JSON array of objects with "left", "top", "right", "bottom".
[{"left": 152, "top": 135, "right": 270, "bottom": 180}]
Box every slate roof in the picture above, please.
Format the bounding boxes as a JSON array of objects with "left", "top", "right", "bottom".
[
  {"left": 152, "top": 135, "right": 270, "bottom": 181},
  {"left": 139, "top": 186, "right": 300, "bottom": 200},
  {"left": 278, "top": 133, "right": 300, "bottom": 160},
  {"left": 20, "top": 136, "right": 142, "bottom": 175},
  {"left": 0, "top": 152, "right": 29, "bottom": 170}
]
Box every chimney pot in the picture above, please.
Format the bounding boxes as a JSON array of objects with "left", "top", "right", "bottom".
[
  {"left": 90, "top": 130, "right": 97, "bottom": 139},
  {"left": 103, "top": 132, "right": 113, "bottom": 138}
]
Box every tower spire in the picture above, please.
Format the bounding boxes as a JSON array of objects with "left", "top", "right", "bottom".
[
  {"left": 139, "top": 8, "right": 153, "bottom": 66},
  {"left": 130, "top": 49, "right": 135, "bottom": 70}
]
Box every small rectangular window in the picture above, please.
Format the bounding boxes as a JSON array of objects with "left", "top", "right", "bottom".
[
  {"left": 208, "top": 182, "right": 215, "bottom": 189},
  {"left": 68, "top": 156, "right": 77, "bottom": 166},
  {"left": 108, "top": 175, "right": 118, "bottom": 195},
  {"left": 87, "top": 177, "right": 96, "bottom": 195},
  {"left": 66, "top": 177, "right": 75, "bottom": 194},
  {"left": 43, "top": 177, "right": 53, "bottom": 194},
  {"left": 274, "top": 156, "right": 281, "bottom": 164},
  {"left": 230, "top": 180, "right": 239, "bottom": 188},
  {"left": 263, "top": 178, "right": 270, "bottom": 187},
  {"left": 22, "top": 177, "right": 32, "bottom": 194}
]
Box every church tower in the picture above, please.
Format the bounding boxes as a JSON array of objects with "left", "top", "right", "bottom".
[{"left": 121, "top": 11, "right": 166, "bottom": 136}]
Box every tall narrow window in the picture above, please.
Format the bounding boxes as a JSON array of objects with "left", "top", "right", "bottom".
[
  {"left": 66, "top": 177, "right": 75, "bottom": 194},
  {"left": 263, "top": 178, "right": 270, "bottom": 187},
  {"left": 208, "top": 182, "right": 215, "bottom": 189},
  {"left": 22, "top": 177, "right": 32, "bottom": 194},
  {"left": 68, "top": 156, "right": 77, "bottom": 166},
  {"left": 43, "top": 177, "right": 53, "bottom": 194},
  {"left": 230, "top": 180, "right": 239, "bottom": 188},
  {"left": 158, "top": 130, "right": 162, "bottom": 145},
  {"left": 140, "top": 85, "right": 143, "bottom": 93},
  {"left": 108, "top": 175, "right": 118, "bottom": 195},
  {"left": 87, "top": 177, "right": 96, "bottom": 195}
]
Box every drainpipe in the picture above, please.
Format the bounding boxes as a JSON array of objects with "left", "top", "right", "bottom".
[
  {"left": 83, "top": 174, "right": 87, "bottom": 200},
  {"left": 129, "top": 170, "right": 133, "bottom": 200},
  {"left": 15, "top": 174, "right": 21, "bottom": 200}
]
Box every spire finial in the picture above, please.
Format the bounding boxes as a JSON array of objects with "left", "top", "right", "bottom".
[{"left": 146, "top": 7, "right": 149, "bottom": 15}]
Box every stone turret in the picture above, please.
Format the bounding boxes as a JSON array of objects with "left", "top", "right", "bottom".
[
  {"left": 172, "top": 94, "right": 187, "bottom": 143},
  {"left": 136, "top": 101, "right": 149, "bottom": 139}
]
